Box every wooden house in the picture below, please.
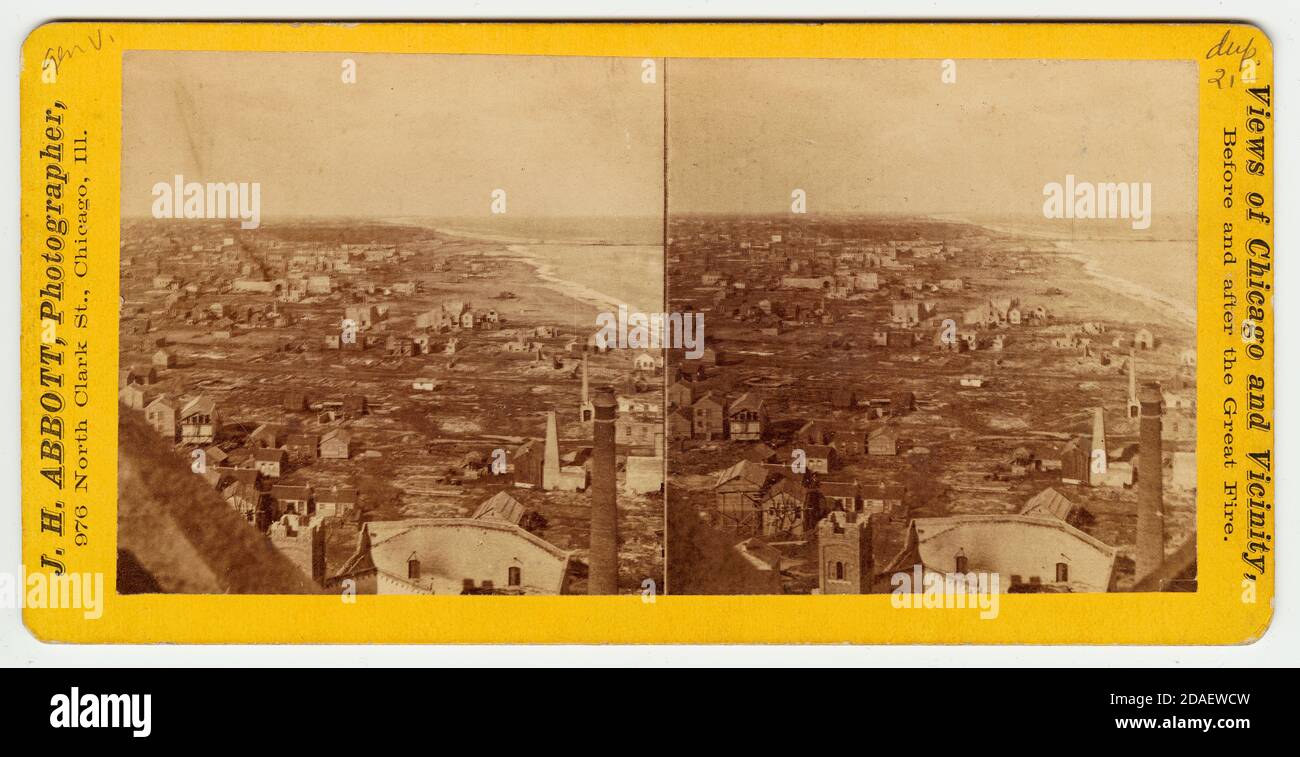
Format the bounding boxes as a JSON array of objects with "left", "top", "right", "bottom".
[
  {"left": 272, "top": 485, "right": 313, "bottom": 517},
  {"left": 128, "top": 365, "right": 158, "bottom": 386},
  {"left": 633, "top": 353, "right": 658, "bottom": 373},
  {"left": 222, "top": 482, "right": 266, "bottom": 527},
  {"left": 819, "top": 481, "right": 861, "bottom": 513},
  {"left": 758, "top": 477, "right": 813, "bottom": 536},
  {"left": 1022, "top": 486, "right": 1089, "bottom": 528},
  {"left": 867, "top": 425, "right": 898, "bottom": 456},
  {"left": 285, "top": 433, "right": 320, "bottom": 462},
  {"left": 803, "top": 444, "right": 836, "bottom": 474},
  {"left": 691, "top": 392, "right": 726, "bottom": 440},
  {"left": 253, "top": 447, "right": 288, "bottom": 478},
  {"left": 829, "top": 424, "right": 864, "bottom": 459},
  {"left": 1060, "top": 437, "right": 1091, "bottom": 486},
  {"left": 727, "top": 393, "right": 767, "bottom": 441},
  {"left": 317, "top": 486, "right": 359, "bottom": 518},
  {"left": 203, "top": 446, "right": 229, "bottom": 468},
  {"left": 860, "top": 483, "right": 906, "bottom": 518},
  {"left": 512, "top": 439, "right": 544, "bottom": 489},
  {"left": 320, "top": 428, "right": 352, "bottom": 460},
  {"left": 667, "top": 407, "right": 692, "bottom": 440},
  {"left": 248, "top": 423, "right": 286, "bottom": 449},
  {"left": 144, "top": 396, "right": 177, "bottom": 440},
  {"left": 797, "top": 419, "right": 833, "bottom": 446},
  {"left": 119, "top": 383, "right": 148, "bottom": 410},
  {"left": 179, "top": 395, "right": 220, "bottom": 445},
  {"left": 667, "top": 380, "right": 694, "bottom": 409},
  {"left": 711, "top": 460, "right": 769, "bottom": 535}
]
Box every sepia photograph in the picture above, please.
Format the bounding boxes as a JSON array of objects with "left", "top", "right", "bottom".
[
  {"left": 116, "top": 51, "right": 666, "bottom": 596},
  {"left": 663, "top": 58, "right": 1199, "bottom": 597},
  {"left": 6, "top": 3, "right": 1288, "bottom": 699}
]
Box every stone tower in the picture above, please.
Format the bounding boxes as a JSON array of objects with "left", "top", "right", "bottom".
[
  {"left": 589, "top": 387, "right": 619, "bottom": 595},
  {"left": 1136, "top": 381, "right": 1165, "bottom": 584},
  {"left": 817, "top": 510, "right": 873, "bottom": 595}
]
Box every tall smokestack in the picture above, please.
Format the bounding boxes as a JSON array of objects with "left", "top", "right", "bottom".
[
  {"left": 542, "top": 411, "right": 561, "bottom": 490},
  {"left": 1091, "top": 407, "right": 1107, "bottom": 481},
  {"left": 579, "top": 353, "right": 594, "bottom": 422},
  {"left": 1136, "top": 381, "right": 1164, "bottom": 584},
  {"left": 589, "top": 386, "right": 619, "bottom": 594},
  {"left": 1127, "top": 351, "right": 1140, "bottom": 418},
  {"left": 581, "top": 354, "right": 589, "bottom": 404}
]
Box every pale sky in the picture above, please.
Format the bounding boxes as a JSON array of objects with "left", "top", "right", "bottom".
[
  {"left": 122, "top": 51, "right": 664, "bottom": 219},
  {"left": 122, "top": 54, "right": 1197, "bottom": 222},
  {"left": 666, "top": 58, "right": 1198, "bottom": 217}
]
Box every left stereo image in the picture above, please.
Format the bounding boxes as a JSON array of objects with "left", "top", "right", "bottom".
[{"left": 116, "top": 51, "right": 667, "bottom": 596}]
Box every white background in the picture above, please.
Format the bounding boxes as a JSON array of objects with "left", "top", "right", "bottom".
[{"left": 2, "top": 0, "right": 1296, "bottom": 667}]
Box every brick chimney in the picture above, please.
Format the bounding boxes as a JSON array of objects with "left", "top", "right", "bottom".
[
  {"left": 542, "top": 411, "right": 561, "bottom": 490},
  {"left": 1091, "top": 406, "right": 1107, "bottom": 480},
  {"left": 589, "top": 386, "right": 619, "bottom": 594},
  {"left": 1136, "top": 381, "right": 1164, "bottom": 583}
]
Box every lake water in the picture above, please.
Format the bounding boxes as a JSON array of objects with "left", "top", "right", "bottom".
[
  {"left": 402, "top": 218, "right": 665, "bottom": 315},
  {"left": 967, "top": 217, "right": 1197, "bottom": 328}
]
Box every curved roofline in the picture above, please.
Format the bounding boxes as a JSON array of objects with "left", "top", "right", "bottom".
[
  {"left": 908, "top": 514, "right": 1117, "bottom": 557},
  {"left": 368, "top": 517, "right": 571, "bottom": 560}
]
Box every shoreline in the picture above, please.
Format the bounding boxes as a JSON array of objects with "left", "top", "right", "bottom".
[
  {"left": 382, "top": 218, "right": 656, "bottom": 247},
  {"left": 501, "top": 243, "right": 629, "bottom": 315},
  {"left": 960, "top": 218, "right": 1196, "bottom": 330},
  {"left": 388, "top": 215, "right": 1197, "bottom": 333},
  {"left": 387, "top": 220, "right": 659, "bottom": 318},
  {"left": 1050, "top": 239, "right": 1197, "bottom": 330}
]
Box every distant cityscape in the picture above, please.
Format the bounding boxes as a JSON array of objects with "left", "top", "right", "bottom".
[
  {"left": 664, "top": 215, "right": 1196, "bottom": 594},
  {"left": 115, "top": 52, "right": 1199, "bottom": 600},
  {"left": 118, "top": 219, "right": 664, "bottom": 595}
]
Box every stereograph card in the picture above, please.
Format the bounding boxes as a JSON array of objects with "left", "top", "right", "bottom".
[{"left": 18, "top": 22, "right": 1274, "bottom": 643}]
